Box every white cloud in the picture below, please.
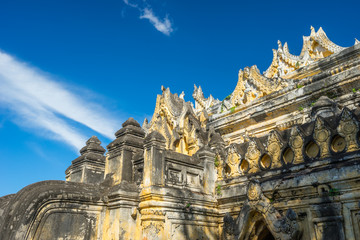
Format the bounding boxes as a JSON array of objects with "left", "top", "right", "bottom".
[
  {"left": 123, "top": 0, "right": 173, "bottom": 36},
  {"left": 140, "top": 8, "right": 173, "bottom": 36},
  {"left": 123, "top": 0, "right": 138, "bottom": 8},
  {"left": 0, "top": 50, "right": 120, "bottom": 151}
]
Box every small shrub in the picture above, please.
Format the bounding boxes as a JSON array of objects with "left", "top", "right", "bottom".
[
  {"left": 230, "top": 106, "right": 235, "bottom": 113},
  {"left": 297, "top": 84, "right": 304, "bottom": 88},
  {"left": 298, "top": 107, "right": 304, "bottom": 111},
  {"left": 353, "top": 88, "right": 357, "bottom": 93},
  {"left": 224, "top": 95, "right": 231, "bottom": 100}
]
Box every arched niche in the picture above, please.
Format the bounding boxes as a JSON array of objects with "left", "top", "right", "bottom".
[
  {"left": 229, "top": 181, "right": 301, "bottom": 240},
  {"left": 331, "top": 135, "right": 346, "bottom": 153},
  {"left": 242, "top": 211, "right": 275, "bottom": 240},
  {"left": 282, "top": 148, "right": 294, "bottom": 165},
  {"left": 305, "top": 141, "right": 320, "bottom": 159},
  {"left": 259, "top": 154, "right": 271, "bottom": 170}
]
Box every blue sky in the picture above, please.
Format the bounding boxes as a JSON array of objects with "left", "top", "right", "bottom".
[{"left": 0, "top": 0, "right": 359, "bottom": 196}]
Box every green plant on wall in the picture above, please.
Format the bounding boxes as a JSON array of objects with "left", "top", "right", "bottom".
[
  {"left": 230, "top": 106, "right": 235, "bottom": 113},
  {"left": 329, "top": 188, "right": 340, "bottom": 196},
  {"left": 214, "top": 156, "right": 220, "bottom": 167},
  {"left": 216, "top": 184, "right": 222, "bottom": 196},
  {"left": 308, "top": 98, "right": 318, "bottom": 107}
]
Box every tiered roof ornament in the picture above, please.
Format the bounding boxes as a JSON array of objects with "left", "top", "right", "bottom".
[
  {"left": 192, "top": 84, "right": 220, "bottom": 113},
  {"left": 264, "top": 26, "right": 347, "bottom": 79},
  {"left": 143, "top": 86, "right": 206, "bottom": 156},
  {"left": 193, "top": 26, "right": 358, "bottom": 113}
]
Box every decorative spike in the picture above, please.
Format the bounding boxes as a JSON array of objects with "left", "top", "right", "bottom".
[{"left": 310, "top": 26, "right": 316, "bottom": 36}]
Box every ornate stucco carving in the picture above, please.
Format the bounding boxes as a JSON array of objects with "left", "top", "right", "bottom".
[
  {"left": 337, "top": 107, "right": 359, "bottom": 152},
  {"left": 194, "top": 26, "right": 356, "bottom": 115},
  {"left": 143, "top": 86, "right": 204, "bottom": 156},
  {"left": 192, "top": 85, "right": 220, "bottom": 113},
  {"left": 226, "top": 145, "right": 241, "bottom": 177},
  {"left": 313, "top": 117, "right": 331, "bottom": 158},
  {"left": 228, "top": 181, "right": 301, "bottom": 240},
  {"left": 289, "top": 126, "right": 305, "bottom": 164},
  {"left": 245, "top": 141, "right": 261, "bottom": 174},
  {"left": 266, "top": 131, "right": 283, "bottom": 168},
  {"left": 264, "top": 26, "right": 347, "bottom": 79},
  {"left": 230, "top": 66, "right": 287, "bottom": 107}
]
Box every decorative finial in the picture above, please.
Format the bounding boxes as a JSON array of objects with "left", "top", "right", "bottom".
[{"left": 310, "top": 26, "right": 316, "bottom": 36}]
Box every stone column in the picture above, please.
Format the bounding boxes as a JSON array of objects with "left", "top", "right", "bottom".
[
  {"left": 198, "top": 146, "right": 216, "bottom": 195},
  {"left": 143, "top": 131, "right": 166, "bottom": 188},
  {"left": 106, "top": 118, "right": 145, "bottom": 184}
]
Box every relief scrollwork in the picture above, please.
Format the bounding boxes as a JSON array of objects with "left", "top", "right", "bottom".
[
  {"left": 245, "top": 141, "right": 261, "bottom": 174},
  {"left": 142, "top": 221, "right": 164, "bottom": 240},
  {"left": 313, "top": 117, "right": 331, "bottom": 158},
  {"left": 337, "top": 108, "right": 359, "bottom": 152},
  {"left": 266, "top": 131, "right": 283, "bottom": 168},
  {"left": 289, "top": 127, "right": 304, "bottom": 164}
]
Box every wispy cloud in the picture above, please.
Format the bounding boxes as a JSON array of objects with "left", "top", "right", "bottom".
[
  {"left": 123, "top": 0, "right": 173, "bottom": 36},
  {"left": 140, "top": 8, "right": 173, "bottom": 36},
  {"left": 0, "top": 50, "right": 120, "bottom": 150}
]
